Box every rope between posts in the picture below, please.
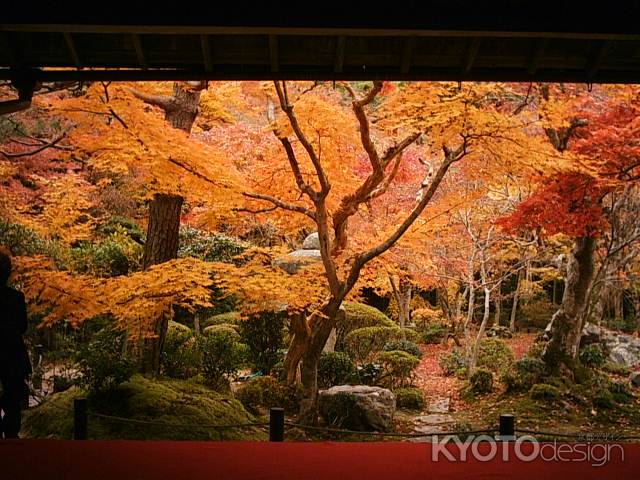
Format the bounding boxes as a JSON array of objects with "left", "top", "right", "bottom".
[
  {"left": 87, "top": 412, "right": 269, "bottom": 429},
  {"left": 285, "top": 421, "right": 498, "bottom": 438},
  {"left": 515, "top": 428, "right": 640, "bottom": 441}
]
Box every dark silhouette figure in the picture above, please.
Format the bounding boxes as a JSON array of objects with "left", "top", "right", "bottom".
[{"left": 0, "top": 251, "right": 31, "bottom": 439}]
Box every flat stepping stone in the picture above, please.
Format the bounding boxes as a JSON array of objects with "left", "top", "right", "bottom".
[
  {"left": 427, "top": 398, "right": 450, "bottom": 413},
  {"left": 412, "top": 414, "right": 455, "bottom": 425}
]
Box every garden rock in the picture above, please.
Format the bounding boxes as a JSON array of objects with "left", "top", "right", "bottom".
[
  {"left": 274, "top": 249, "right": 321, "bottom": 274},
  {"left": 318, "top": 385, "right": 395, "bottom": 432},
  {"left": 302, "top": 232, "right": 320, "bottom": 250},
  {"left": 630, "top": 372, "right": 640, "bottom": 388}
]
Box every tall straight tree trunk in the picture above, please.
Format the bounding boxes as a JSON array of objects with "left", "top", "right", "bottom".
[
  {"left": 510, "top": 268, "right": 524, "bottom": 332},
  {"left": 494, "top": 279, "right": 502, "bottom": 326},
  {"left": 139, "top": 193, "right": 184, "bottom": 374},
  {"left": 542, "top": 236, "right": 596, "bottom": 376},
  {"left": 469, "top": 287, "right": 491, "bottom": 374},
  {"left": 398, "top": 278, "right": 412, "bottom": 329}
]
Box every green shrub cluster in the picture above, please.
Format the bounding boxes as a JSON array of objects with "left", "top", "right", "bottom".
[
  {"left": 203, "top": 324, "right": 241, "bottom": 341},
  {"left": 419, "top": 322, "right": 448, "bottom": 344},
  {"left": 394, "top": 387, "right": 425, "bottom": 410},
  {"left": 318, "top": 352, "right": 356, "bottom": 388},
  {"left": 343, "top": 326, "right": 418, "bottom": 362},
  {"left": 198, "top": 331, "right": 248, "bottom": 390},
  {"left": 76, "top": 327, "right": 135, "bottom": 394},
  {"left": 178, "top": 227, "right": 246, "bottom": 263},
  {"left": 529, "top": 383, "right": 561, "bottom": 401},
  {"left": 202, "top": 311, "right": 241, "bottom": 329},
  {"left": 383, "top": 339, "right": 422, "bottom": 358},
  {"left": 335, "top": 302, "right": 395, "bottom": 350},
  {"left": 500, "top": 357, "right": 547, "bottom": 392},
  {"left": 161, "top": 321, "right": 200, "bottom": 379},
  {"left": 439, "top": 348, "right": 466, "bottom": 377},
  {"left": 468, "top": 368, "right": 493, "bottom": 394},
  {"left": 235, "top": 376, "right": 303, "bottom": 414},
  {"left": 238, "top": 310, "right": 288, "bottom": 375},
  {"left": 579, "top": 343, "right": 606, "bottom": 368},
  {"left": 477, "top": 338, "right": 514, "bottom": 371},
  {"left": 377, "top": 350, "right": 420, "bottom": 388}
]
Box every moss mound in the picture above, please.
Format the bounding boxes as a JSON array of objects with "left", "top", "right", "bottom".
[
  {"left": 336, "top": 302, "right": 396, "bottom": 350},
  {"left": 24, "top": 375, "right": 265, "bottom": 440}
]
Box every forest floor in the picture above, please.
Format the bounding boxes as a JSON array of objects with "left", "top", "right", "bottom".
[{"left": 395, "top": 333, "right": 640, "bottom": 440}]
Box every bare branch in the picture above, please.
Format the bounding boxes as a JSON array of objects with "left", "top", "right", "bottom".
[
  {"left": 0, "top": 133, "right": 67, "bottom": 159},
  {"left": 342, "top": 139, "right": 468, "bottom": 297},
  {"left": 242, "top": 192, "right": 316, "bottom": 220},
  {"left": 128, "top": 88, "right": 174, "bottom": 111},
  {"left": 274, "top": 81, "right": 331, "bottom": 196}
]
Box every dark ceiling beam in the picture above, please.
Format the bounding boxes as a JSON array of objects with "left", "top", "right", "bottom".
[
  {"left": 334, "top": 36, "right": 345, "bottom": 73},
  {"left": 528, "top": 38, "right": 549, "bottom": 75},
  {"left": 462, "top": 37, "right": 482, "bottom": 75},
  {"left": 200, "top": 34, "right": 212, "bottom": 72},
  {"left": 131, "top": 33, "right": 147, "bottom": 70},
  {"left": 3, "top": 24, "right": 640, "bottom": 41},
  {"left": 2, "top": 67, "right": 638, "bottom": 84},
  {"left": 63, "top": 32, "right": 82, "bottom": 68},
  {"left": 268, "top": 34, "right": 279, "bottom": 73},
  {"left": 400, "top": 36, "right": 414, "bottom": 74},
  {"left": 587, "top": 40, "right": 611, "bottom": 79}
]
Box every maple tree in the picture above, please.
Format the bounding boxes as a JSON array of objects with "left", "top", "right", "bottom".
[
  {"left": 499, "top": 84, "right": 640, "bottom": 375},
  {"left": 234, "top": 80, "right": 561, "bottom": 423}
]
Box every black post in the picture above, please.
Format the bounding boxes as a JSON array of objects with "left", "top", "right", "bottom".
[
  {"left": 499, "top": 414, "right": 515, "bottom": 440},
  {"left": 74, "top": 398, "right": 88, "bottom": 440},
  {"left": 269, "top": 407, "right": 284, "bottom": 442}
]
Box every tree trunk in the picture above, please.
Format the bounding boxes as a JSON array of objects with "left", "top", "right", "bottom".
[
  {"left": 143, "top": 194, "right": 183, "bottom": 269},
  {"left": 469, "top": 287, "right": 491, "bottom": 375},
  {"left": 542, "top": 236, "right": 596, "bottom": 376},
  {"left": 398, "top": 278, "right": 412, "bottom": 329},
  {"left": 509, "top": 268, "right": 524, "bottom": 332},
  {"left": 139, "top": 193, "right": 184, "bottom": 374},
  {"left": 289, "top": 300, "right": 342, "bottom": 425},
  {"left": 164, "top": 83, "right": 202, "bottom": 132},
  {"left": 494, "top": 279, "right": 502, "bottom": 326}
]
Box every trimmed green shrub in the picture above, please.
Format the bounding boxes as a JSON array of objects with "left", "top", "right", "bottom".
[
  {"left": 579, "top": 343, "right": 606, "bottom": 368},
  {"left": 203, "top": 324, "right": 241, "bottom": 342},
  {"left": 197, "top": 332, "right": 247, "bottom": 390},
  {"left": 202, "top": 312, "right": 241, "bottom": 329},
  {"left": 235, "top": 376, "right": 303, "bottom": 414},
  {"left": 356, "top": 362, "right": 383, "bottom": 386},
  {"left": 383, "top": 339, "right": 422, "bottom": 358},
  {"left": 420, "top": 322, "right": 448, "bottom": 344},
  {"left": 530, "top": 383, "right": 561, "bottom": 401},
  {"left": 439, "top": 348, "right": 466, "bottom": 376},
  {"left": 336, "top": 302, "right": 395, "bottom": 350},
  {"left": 178, "top": 227, "right": 246, "bottom": 263},
  {"left": 318, "top": 352, "right": 356, "bottom": 388},
  {"left": 477, "top": 337, "right": 514, "bottom": 371},
  {"left": 238, "top": 311, "right": 287, "bottom": 375},
  {"left": 395, "top": 387, "right": 425, "bottom": 410},
  {"left": 469, "top": 368, "right": 493, "bottom": 394},
  {"left": 501, "top": 357, "right": 547, "bottom": 392},
  {"left": 343, "top": 326, "right": 418, "bottom": 362},
  {"left": 76, "top": 327, "right": 135, "bottom": 394},
  {"left": 377, "top": 350, "right": 420, "bottom": 388},
  {"left": 161, "top": 322, "right": 200, "bottom": 379}
]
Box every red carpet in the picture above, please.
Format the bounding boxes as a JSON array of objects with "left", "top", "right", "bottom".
[{"left": 0, "top": 440, "right": 638, "bottom": 480}]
